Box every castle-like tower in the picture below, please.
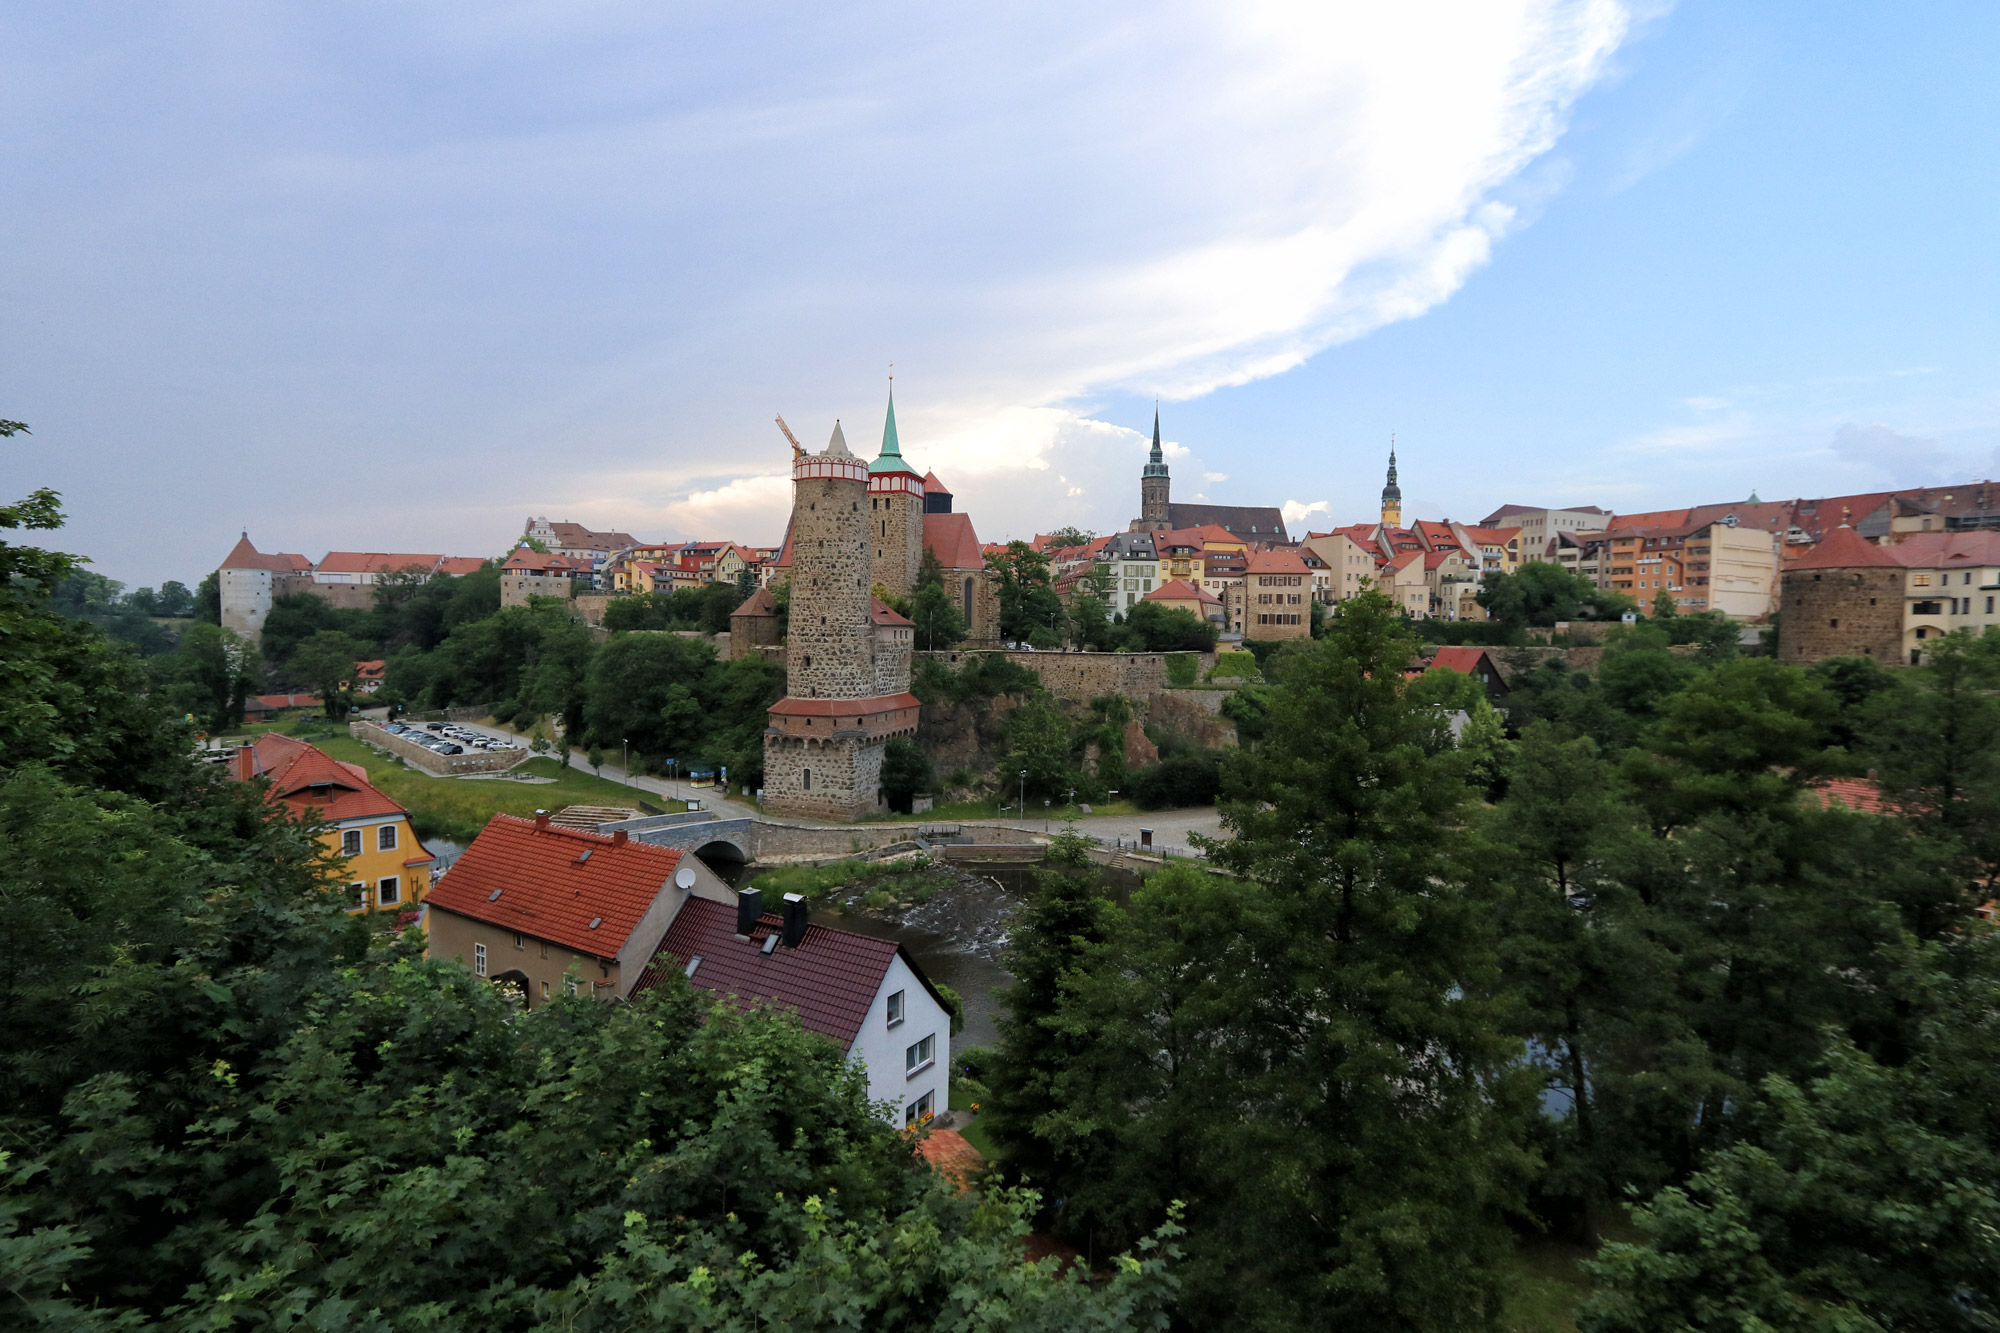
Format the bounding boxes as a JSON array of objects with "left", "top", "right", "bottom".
[
  {"left": 868, "top": 385, "right": 926, "bottom": 599},
  {"left": 764, "top": 421, "right": 919, "bottom": 820},
  {"left": 1380, "top": 443, "right": 1402, "bottom": 529},
  {"left": 1133, "top": 408, "right": 1171, "bottom": 531}
]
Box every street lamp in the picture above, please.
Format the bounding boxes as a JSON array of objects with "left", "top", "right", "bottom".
[
  {"left": 1043, "top": 798, "right": 1050, "bottom": 832},
  {"left": 622, "top": 737, "right": 629, "bottom": 780},
  {"left": 1018, "top": 769, "right": 1026, "bottom": 823}
]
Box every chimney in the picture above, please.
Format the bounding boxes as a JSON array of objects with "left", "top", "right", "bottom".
[
  {"left": 734, "top": 887, "right": 763, "bottom": 938},
  {"left": 611, "top": 830, "right": 628, "bottom": 846},
  {"left": 782, "top": 893, "right": 809, "bottom": 948},
  {"left": 534, "top": 811, "right": 551, "bottom": 831}
]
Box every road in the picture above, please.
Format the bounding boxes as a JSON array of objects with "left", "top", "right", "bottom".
[{"left": 419, "top": 719, "right": 1224, "bottom": 853}]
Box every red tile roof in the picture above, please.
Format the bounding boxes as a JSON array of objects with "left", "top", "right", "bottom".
[
  {"left": 315, "top": 551, "right": 448, "bottom": 575},
  {"left": 733, "top": 587, "right": 778, "bottom": 618},
  {"left": 632, "top": 896, "right": 928, "bottom": 1052},
  {"left": 1813, "top": 778, "right": 1887, "bottom": 815},
  {"left": 871, "top": 596, "right": 913, "bottom": 627},
  {"left": 434, "top": 557, "right": 488, "bottom": 577},
  {"left": 238, "top": 733, "right": 410, "bottom": 823},
  {"left": 1787, "top": 525, "right": 1902, "bottom": 570},
  {"left": 219, "top": 534, "right": 311, "bottom": 573},
  {"left": 424, "top": 813, "right": 686, "bottom": 960},
  {"left": 768, "top": 693, "right": 921, "bottom": 718},
  {"left": 248, "top": 692, "right": 321, "bottom": 712},
  {"left": 1884, "top": 531, "right": 2000, "bottom": 568},
  {"left": 1144, "top": 578, "right": 1221, "bottom": 608},
  {"left": 503, "top": 548, "right": 586, "bottom": 574},
  {"left": 1244, "top": 547, "right": 1310, "bottom": 575},
  {"left": 1428, "top": 646, "right": 1499, "bottom": 678},
  {"left": 924, "top": 512, "right": 986, "bottom": 570},
  {"left": 922, "top": 470, "right": 951, "bottom": 495}
]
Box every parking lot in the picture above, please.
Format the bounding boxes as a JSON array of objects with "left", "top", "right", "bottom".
[{"left": 379, "top": 719, "right": 525, "bottom": 759}]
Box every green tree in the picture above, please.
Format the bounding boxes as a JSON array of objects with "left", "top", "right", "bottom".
[
  {"left": 1121, "top": 600, "right": 1215, "bottom": 651},
  {"left": 288, "top": 629, "right": 368, "bottom": 719},
  {"left": 1068, "top": 562, "right": 1119, "bottom": 650},
  {"left": 581, "top": 632, "right": 720, "bottom": 763},
  {"left": 155, "top": 621, "right": 260, "bottom": 731},
  {"left": 192, "top": 570, "right": 221, "bottom": 624},
  {"left": 1004, "top": 694, "right": 1079, "bottom": 802},
  {"left": 911, "top": 579, "right": 967, "bottom": 651},
  {"left": 1861, "top": 627, "right": 2000, "bottom": 883},
  {"left": 1478, "top": 561, "right": 1632, "bottom": 628},
  {"left": 155, "top": 579, "right": 194, "bottom": 617},
  {"left": 1043, "top": 525, "right": 1094, "bottom": 548},
  {"left": 878, "top": 736, "right": 933, "bottom": 813},
  {"left": 988, "top": 540, "right": 1064, "bottom": 643}
]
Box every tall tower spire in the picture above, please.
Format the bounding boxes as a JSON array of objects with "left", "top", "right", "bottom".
[
  {"left": 1137, "top": 402, "right": 1171, "bottom": 530},
  {"left": 1380, "top": 436, "right": 1403, "bottom": 529}
]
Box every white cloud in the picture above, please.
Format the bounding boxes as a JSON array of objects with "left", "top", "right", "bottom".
[
  {"left": 1283, "top": 499, "right": 1331, "bottom": 525},
  {"left": 660, "top": 473, "right": 793, "bottom": 543},
  {"left": 1204, "top": 471, "right": 1230, "bottom": 482}
]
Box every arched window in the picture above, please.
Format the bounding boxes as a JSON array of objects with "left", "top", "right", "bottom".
[
  {"left": 802, "top": 768, "right": 812, "bottom": 791},
  {"left": 963, "top": 577, "right": 974, "bottom": 618}
]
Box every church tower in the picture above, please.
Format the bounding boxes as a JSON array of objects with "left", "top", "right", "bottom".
[
  {"left": 1134, "top": 407, "right": 1171, "bottom": 531},
  {"left": 1380, "top": 442, "right": 1403, "bottom": 529},
  {"left": 764, "top": 421, "right": 919, "bottom": 820},
  {"left": 867, "top": 383, "right": 926, "bottom": 599}
]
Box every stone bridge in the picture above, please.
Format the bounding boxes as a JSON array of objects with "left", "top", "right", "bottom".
[{"left": 595, "top": 810, "right": 1052, "bottom": 872}]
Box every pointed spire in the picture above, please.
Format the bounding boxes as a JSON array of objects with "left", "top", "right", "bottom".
[
  {"left": 1382, "top": 435, "right": 1402, "bottom": 502},
  {"left": 1142, "top": 403, "right": 1170, "bottom": 479},
  {"left": 822, "top": 420, "right": 851, "bottom": 457},
  {"left": 870, "top": 379, "right": 916, "bottom": 474}
]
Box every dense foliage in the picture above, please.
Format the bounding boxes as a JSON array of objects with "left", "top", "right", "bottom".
[{"left": 0, "top": 481, "right": 1180, "bottom": 1331}]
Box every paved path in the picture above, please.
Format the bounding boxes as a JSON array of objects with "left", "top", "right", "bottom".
[{"left": 425, "top": 719, "right": 1222, "bottom": 853}]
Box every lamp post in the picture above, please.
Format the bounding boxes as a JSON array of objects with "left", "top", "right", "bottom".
[
  {"left": 1043, "top": 798, "right": 1050, "bottom": 832},
  {"left": 1018, "top": 769, "right": 1026, "bottom": 824},
  {"left": 622, "top": 737, "right": 628, "bottom": 781}
]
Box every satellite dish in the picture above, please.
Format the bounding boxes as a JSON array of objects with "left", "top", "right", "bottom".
[{"left": 675, "top": 867, "right": 696, "bottom": 890}]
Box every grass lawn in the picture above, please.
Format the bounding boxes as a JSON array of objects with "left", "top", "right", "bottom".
[
  {"left": 948, "top": 1077, "right": 1002, "bottom": 1161},
  {"left": 297, "top": 731, "right": 685, "bottom": 842}
]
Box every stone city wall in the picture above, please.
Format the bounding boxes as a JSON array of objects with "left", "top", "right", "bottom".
[
  {"left": 501, "top": 573, "right": 575, "bottom": 608},
  {"left": 349, "top": 720, "right": 529, "bottom": 776},
  {"left": 762, "top": 732, "right": 888, "bottom": 822},
  {"left": 915, "top": 650, "right": 1214, "bottom": 703}
]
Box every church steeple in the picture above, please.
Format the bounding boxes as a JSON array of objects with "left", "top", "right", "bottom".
[
  {"left": 1137, "top": 404, "right": 1171, "bottom": 529},
  {"left": 870, "top": 379, "right": 914, "bottom": 475},
  {"left": 1380, "top": 438, "right": 1403, "bottom": 528}
]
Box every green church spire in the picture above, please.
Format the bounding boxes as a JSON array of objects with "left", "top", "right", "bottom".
[{"left": 871, "top": 379, "right": 914, "bottom": 474}]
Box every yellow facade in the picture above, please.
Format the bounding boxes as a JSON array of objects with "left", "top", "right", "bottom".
[{"left": 324, "top": 813, "right": 433, "bottom": 914}]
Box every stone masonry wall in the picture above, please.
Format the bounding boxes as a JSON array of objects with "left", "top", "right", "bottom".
[
  {"left": 761, "top": 733, "right": 887, "bottom": 821},
  {"left": 869, "top": 484, "right": 925, "bottom": 599},
  {"left": 916, "top": 650, "right": 1200, "bottom": 702},
  {"left": 501, "top": 573, "right": 574, "bottom": 608},
  {"left": 1778, "top": 568, "right": 1906, "bottom": 665},
  {"left": 788, "top": 473, "right": 876, "bottom": 700},
  {"left": 349, "top": 720, "right": 530, "bottom": 775}
]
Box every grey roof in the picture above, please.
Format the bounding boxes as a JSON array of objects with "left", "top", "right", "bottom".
[
  {"left": 1102, "top": 531, "right": 1158, "bottom": 559},
  {"left": 1165, "top": 503, "right": 1290, "bottom": 542}
]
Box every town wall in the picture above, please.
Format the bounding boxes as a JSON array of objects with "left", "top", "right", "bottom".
[
  {"left": 573, "top": 593, "right": 611, "bottom": 627},
  {"left": 915, "top": 650, "right": 1204, "bottom": 702},
  {"left": 1777, "top": 567, "right": 1906, "bottom": 665},
  {"left": 787, "top": 472, "right": 875, "bottom": 700},
  {"left": 349, "top": 720, "right": 531, "bottom": 776}
]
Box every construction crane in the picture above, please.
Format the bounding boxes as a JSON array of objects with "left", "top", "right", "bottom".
[{"left": 774, "top": 414, "right": 804, "bottom": 459}]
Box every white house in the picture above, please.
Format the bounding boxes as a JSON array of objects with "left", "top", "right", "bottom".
[{"left": 633, "top": 888, "right": 953, "bottom": 1125}]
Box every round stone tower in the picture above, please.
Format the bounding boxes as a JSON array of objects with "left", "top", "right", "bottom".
[
  {"left": 787, "top": 422, "right": 874, "bottom": 700},
  {"left": 764, "top": 419, "right": 921, "bottom": 820}
]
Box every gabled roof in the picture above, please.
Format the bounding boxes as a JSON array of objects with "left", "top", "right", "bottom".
[
  {"left": 424, "top": 813, "right": 687, "bottom": 960},
  {"left": 219, "top": 533, "right": 311, "bottom": 573},
  {"left": 434, "top": 557, "right": 489, "bottom": 577},
  {"left": 1787, "top": 525, "right": 1902, "bottom": 571},
  {"left": 1883, "top": 531, "right": 2000, "bottom": 569},
  {"left": 1244, "top": 547, "right": 1309, "bottom": 575},
  {"left": 633, "top": 895, "right": 932, "bottom": 1052},
  {"left": 870, "top": 597, "right": 913, "bottom": 627},
  {"left": 1429, "top": 646, "right": 1500, "bottom": 679},
  {"left": 1166, "top": 503, "right": 1288, "bottom": 542},
  {"left": 503, "top": 548, "right": 585, "bottom": 574},
  {"left": 1144, "top": 578, "right": 1222, "bottom": 608},
  {"left": 353, "top": 659, "right": 386, "bottom": 679},
  {"left": 922, "top": 470, "right": 951, "bottom": 495},
  {"left": 316, "top": 552, "right": 446, "bottom": 576},
  {"left": 924, "top": 512, "right": 985, "bottom": 570},
  {"left": 236, "top": 733, "right": 410, "bottom": 823},
  {"left": 732, "top": 587, "right": 778, "bottom": 618},
  {"left": 546, "top": 522, "right": 640, "bottom": 551}
]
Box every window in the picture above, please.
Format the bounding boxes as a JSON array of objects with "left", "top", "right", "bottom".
[
  {"left": 474, "top": 943, "right": 487, "bottom": 977},
  {"left": 353, "top": 882, "right": 367, "bottom": 908},
  {"left": 377, "top": 824, "right": 397, "bottom": 852},
  {"left": 513, "top": 932, "right": 524, "bottom": 950},
  {"left": 904, "top": 1091, "right": 935, "bottom": 1126},
  {"left": 1913, "top": 574, "right": 1932, "bottom": 587},
  {"left": 341, "top": 829, "right": 362, "bottom": 857},
  {"left": 906, "top": 1033, "right": 935, "bottom": 1075},
  {"left": 802, "top": 768, "right": 811, "bottom": 791},
  {"left": 377, "top": 877, "right": 400, "bottom": 906},
  {"left": 541, "top": 982, "right": 550, "bottom": 999},
  {"left": 886, "top": 989, "right": 906, "bottom": 1027}
]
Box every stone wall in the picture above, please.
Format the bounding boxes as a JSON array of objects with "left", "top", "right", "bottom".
[
  {"left": 869, "top": 482, "right": 925, "bottom": 598},
  {"left": 349, "top": 720, "right": 530, "bottom": 776},
  {"left": 501, "top": 573, "right": 574, "bottom": 608},
  {"left": 788, "top": 472, "right": 876, "bottom": 700},
  {"left": 916, "top": 649, "right": 1200, "bottom": 702},
  {"left": 761, "top": 732, "right": 888, "bottom": 821},
  {"left": 573, "top": 593, "right": 612, "bottom": 627},
  {"left": 1778, "top": 567, "right": 1906, "bottom": 665}
]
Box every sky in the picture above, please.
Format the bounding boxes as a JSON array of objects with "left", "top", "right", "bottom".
[{"left": 4, "top": 0, "right": 1999, "bottom": 588}]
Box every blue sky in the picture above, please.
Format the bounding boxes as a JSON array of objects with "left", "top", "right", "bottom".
[{"left": 4, "top": 1, "right": 1997, "bottom": 587}]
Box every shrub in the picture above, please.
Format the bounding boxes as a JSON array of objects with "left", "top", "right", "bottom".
[
  {"left": 1131, "top": 750, "right": 1223, "bottom": 808},
  {"left": 1207, "top": 651, "right": 1258, "bottom": 680},
  {"left": 1165, "top": 652, "right": 1199, "bottom": 687}
]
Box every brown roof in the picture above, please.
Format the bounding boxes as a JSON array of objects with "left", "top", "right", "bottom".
[
  {"left": 767, "top": 693, "right": 921, "bottom": 718},
  {"left": 1885, "top": 531, "right": 2000, "bottom": 569},
  {"left": 1428, "top": 646, "right": 1503, "bottom": 680},
  {"left": 922, "top": 470, "right": 951, "bottom": 495},
  {"left": 1144, "top": 578, "right": 1221, "bottom": 607},
  {"left": 219, "top": 533, "right": 311, "bottom": 573},
  {"left": 1245, "top": 547, "right": 1310, "bottom": 575},
  {"left": 732, "top": 587, "right": 778, "bottom": 618},
  {"left": 1786, "top": 525, "right": 1902, "bottom": 571},
  {"left": 236, "top": 733, "right": 411, "bottom": 824},
  {"left": 924, "top": 512, "right": 985, "bottom": 570},
  {"left": 316, "top": 551, "right": 446, "bottom": 575},
  {"left": 546, "top": 522, "right": 640, "bottom": 551},
  {"left": 424, "top": 813, "right": 687, "bottom": 960},
  {"left": 434, "top": 557, "right": 489, "bottom": 577},
  {"left": 870, "top": 597, "right": 913, "bottom": 627},
  {"left": 632, "top": 895, "right": 934, "bottom": 1052}
]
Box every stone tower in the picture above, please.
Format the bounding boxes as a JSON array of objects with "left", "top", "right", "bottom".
[
  {"left": 764, "top": 421, "right": 920, "bottom": 820},
  {"left": 868, "top": 385, "right": 926, "bottom": 599},
  {"left": 1134, "top": 407, "right": 1171, "bottom": 531},
  {"left": 1380, "top": 442, "right": 1402, "bottom": 529}
]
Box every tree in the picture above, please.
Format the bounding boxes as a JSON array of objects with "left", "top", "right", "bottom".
[
  {"left": 1580, "top": 934, "right": 2000, "bottom": 1333},
  {"left": 1004, "top": 694, "right": 1079, "bottom": 802},
  {"left": 1043, "top": 525, "right": 1094, "bottom": 548},
  {"left": 1861, "top": 627, "right": 2000, "bottom": 883},
  {"left": 289, "top": 629, "right": 368, "bottom": 719},
  {"left": 1121, "top": 600, "right": 1215, "bottom": 652},
  {"left": 1649, "top": 589, "right": 1677, "bottom": 621},
  {"left": 581, "top": 632, "right": 720, "bottom": 764},
  {"left": 699, "top": 578, "right": 740, "bottom": 633},
  {"left": 1478, "top": 562, "right": 1632, "bottom": 628},
  {"left": 987, "top": 540, "right": 1064, "bottom": 643},
  {"left": 911, "top": 578, "right": 967, "bottom": 651},
  {"left": 193, "top": 569, "right": 221, "bottom": 624},
  {"left": 156, "top": 621, "right": 260, "bottom": 731},
  {"left": 879, "top": 736, "right": 933, "bottom": 813},
  {"left": 155, "top": 579, "right": 194, "bottom": 617},
  {"left": 1068, "top": 562, "right": 1119, "bottom": 650}
]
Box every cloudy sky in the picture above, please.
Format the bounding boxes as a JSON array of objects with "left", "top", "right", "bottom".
[{"left": 5, "top": 1, "right": 1999, "bottom": 586}]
